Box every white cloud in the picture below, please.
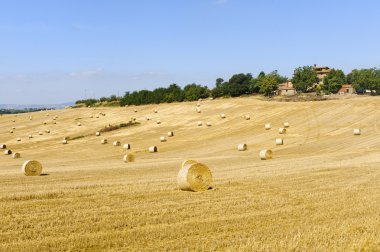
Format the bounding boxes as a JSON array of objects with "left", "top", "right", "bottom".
[{"left": 68, "top": 69, "right": 103, "bottom": 78}]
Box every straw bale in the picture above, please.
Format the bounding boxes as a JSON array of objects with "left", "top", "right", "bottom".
[
  {"left": 259, "top": 149, "right": 273, "bottom": 160},
  {"left": 22, "top": 160, "right": 43, "bottom": 176},
  {"left": 238, "top": 144, "right": 247, "bottom": 151},
  {"left": 148, "top": 146, "right": 157, "bottom": 153},
  {"left": 276, "top": 138, "right": 283, "bottom": 145},
  {"left": 177, "top": 162, "right": 213, "bottom": 192},
  {"left": 123, "top": 154, "right": 135, "bottom": 163}
]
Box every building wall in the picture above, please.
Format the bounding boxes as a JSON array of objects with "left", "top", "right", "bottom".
[{"left": 279, "top": 89, "right": 296, "bottom": 96}]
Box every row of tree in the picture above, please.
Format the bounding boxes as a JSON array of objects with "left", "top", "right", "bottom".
[
  {"left": 0, "top": 108, "right": 50, "bottom": 115},
  {"left": 292, "top": 66, "right": 380, "bottom": 94},
  {"left": 75, "top": 66, "right": 380, "bottom": 107}
]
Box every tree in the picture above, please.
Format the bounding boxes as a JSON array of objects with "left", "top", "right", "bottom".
[
  {"left": 291, "top": 66, "right": 318, "bottom": 93},
  {"left": 211, "top": 78, "right": 228, "bottom": 98},
  {"left": 227, "top": 73, "right": 252, "bottom": 97},
  {"left": 257, "top": 71, "right": 285, "bottom": 96},
  {"left": 164, "top": 84, "right": 183, "bottom": 103},
  {"left": 322, "top": 69, "right": 346, "bottom": 94},
  {"left": 347, "top": 68, "right": 380, "bottom": 95},
  {"left": 183, "top": 84, "right": 209, "bottom": 101}
]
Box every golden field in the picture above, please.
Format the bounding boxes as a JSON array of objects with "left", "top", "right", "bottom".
[{"left": 0, "top": 96, "right": 380, "bottom": 251}]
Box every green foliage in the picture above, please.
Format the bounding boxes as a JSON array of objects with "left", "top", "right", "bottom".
[
  {"left": 291, "top": 66, "right": 318, "bottom": 92},
  {"left": 119, "top": 83, "right": 208, "bottom": 106},
  {"left": 183, "top": 84, "right": 209, "bottom": 101},
  {"left": 75, "top": 99, "right": 98, "bottom": 107},
  {"left": 211, "top": 78, "right": 227, "bottom": 98},
  {"left": 257, "top": 71, "right": 286, "bottom": 96},
  {"left": 347, "top": 68, "right": 380, "bottom": 95},
  {"left": 322, "top": 69, "right": 346, "bottom": 94},
  {"left": 211, "top": 73, "right": 254, "bottom": 98}
]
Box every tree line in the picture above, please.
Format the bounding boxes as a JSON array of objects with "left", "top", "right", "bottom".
[{"left": 75, "top": 66, "right": 380, "bottom": 107}]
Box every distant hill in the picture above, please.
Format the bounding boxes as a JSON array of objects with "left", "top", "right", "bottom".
[{"left": 0, "top": 102, "right": 74, "bottom": 110}]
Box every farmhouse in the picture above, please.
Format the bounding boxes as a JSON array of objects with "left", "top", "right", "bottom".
[
  {"left": 277, "top": 81, "right": 296, "bottom": 96},
  {"left": 338, "top": 84, "right": 355, "bottom": 94},
  {"left": 314, "top": 65, "right": 331, "bottom": 85}
]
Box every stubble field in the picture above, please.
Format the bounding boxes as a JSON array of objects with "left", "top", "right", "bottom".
[{"left": 0, "top": 96, "right": 380, "bottom": 251}]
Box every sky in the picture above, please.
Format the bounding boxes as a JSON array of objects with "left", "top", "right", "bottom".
[{"left": 0, "top": 0, "right": 379, "bottom": 104}]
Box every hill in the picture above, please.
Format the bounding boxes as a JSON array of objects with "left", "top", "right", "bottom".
[{"left": 0, "top": 96, "right": 379, "bottom": 251}]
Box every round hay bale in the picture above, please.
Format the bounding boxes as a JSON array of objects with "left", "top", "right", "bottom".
[
  {"left": 96, "top": 115, "right": 99, "bottom": 118},
  {"left": 276, "top": 138, "right": 283, "bottom": 145},
  {"left": 284, "top": 122, "right": 290, "bottom": 128},
  {"left": 16, "top": 138, "right": 21, "bottom": 142},
  {"left": 148, "top": 146, "right": 157, "bottom": 153},
  {"left": 134, "top": 109, "right": 138, "bottom": 113},
  {"left": 206, "top": 122, "right": 212, "bottom": 127},
  {"left": 196, "top": 103, "right": 201, "bottom": 107},
  {"left": 0, "top": 144, "right": 6, "bottom": 149},
  {"left": 196, "top": 107, "right": 201, "bottom": 113},
  {"left": 160, "top": 136, "right": 166, "bottom": 142},
  {"left": 279, "top": 128, "right": 286, "bottom": 134},
  {"left": 156, "top": 120, "right": 161, "bottom": 124},
  {"left": 265, "top": 123, "right": 271, "bottom": 130},
  {"left": 77, "top": 122, "right": 82, "bottom": 126},
  {"left": 220, "top": 113, "right": 226, "bottom": 119},
  {"left": 29, "top": 116, "right": 33, "bottom": 120},
  {"left": 259, "top": 149, "right": 273, "bottom": 160},
  {"left": 10, "top": 130, "right": 13, "bottom": 134},
  {"left": 90, "top": 115, "right": 93, "bottom": 118},
  {"left": 101, "top": 139, "right": 108, "bottom": 144},
  {"left": 146, "top": 116, "right": 151, "bottom": 121},
  {"left": 154, "top": 109, "right": 158, "bottom": 113},
  {"left": 181, "top": 159, "right": 198, "bottom": 168},
  {"left": 62, "top": 139, "right": 68, "bottom": 144},
  {"left": 45, "top": 130, "right": 50, "bottom": 133},
  {"left": 177, "top": 162, "right": 213, "bottom": 192},
  {"left": 22, "top": 160, "right": 43, "bottom": 176},
  {"left": 39, "top": 131, "right": 43, "bottom": 135},
  {"left": 4, "top": 149, "right": 12, "bottom": 155},
  {"left": 197, "top": 121, "right": 203, "bottom": 126},
  {"left": 53, "top": 121, "right": 57, "bottom": 124},
  {"left": 29, "top": 135, "right": 33, "bottom": 139},
  {"left": 353, "top": 129, "right": 361, "bottom": 135},
  {"left": 237, "top": 144, "right": 247, "bottom": 151},
  {"left": 113, "top": 141, "right": 121, "bottom": 146},
  {"left": 43, "top": 122, "right": 47, "bottom": 125},
  {"left": 12, "top": 126, "right": 16, "bottom": 130},
  {"left": 123, "top": 154, "right": 135, "bottom": 163},
  {"left": 167, "top": 131, "right": 174, "bottom": 137},
  {"left": 12, "top": 152, "right": 21, "bottom": 159},
  {"left": 96, "top": 132, "right": 101, "bottom": 136},
  {"left": 245, "top": 115, "right": 251, "bottom": 120},
  {"left": 123, "top": 143, "right": 131, "bottom": 150}
]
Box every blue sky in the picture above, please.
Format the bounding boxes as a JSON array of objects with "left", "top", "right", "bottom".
[{"left": 1, "top": 0, "right": 379, "bottom": 104}]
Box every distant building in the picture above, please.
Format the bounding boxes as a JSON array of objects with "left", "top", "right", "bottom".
[
  {"left": 277, "top": 81, "right": 296, "bottom": 96},
  {"left": 313, "top": 65, "right": 331, "bottom": 86},
  {"left": 338, "top": 84, "right": 355, "bottom": 94}
]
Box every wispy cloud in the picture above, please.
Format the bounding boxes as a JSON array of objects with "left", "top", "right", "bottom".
[{"left": 68, "top": 69, "right": 103, "bottom": 78}]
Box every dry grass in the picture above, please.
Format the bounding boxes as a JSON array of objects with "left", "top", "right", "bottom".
[{"left": 0, "top": 96, "right": 380, "bottom": 251}]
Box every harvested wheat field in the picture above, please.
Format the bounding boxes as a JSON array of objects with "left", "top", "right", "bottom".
[{"left": 1, "top": 96, "right": 380, "bottom": 251}]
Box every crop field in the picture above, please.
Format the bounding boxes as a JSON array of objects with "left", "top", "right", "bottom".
[{"left": 1, "top": 96, "right": 380, "bottom": 251}]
